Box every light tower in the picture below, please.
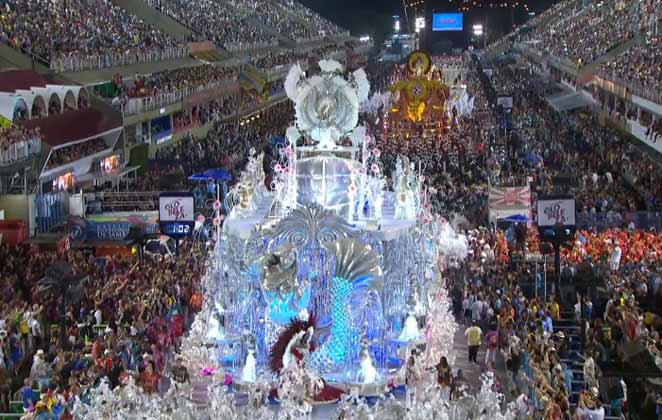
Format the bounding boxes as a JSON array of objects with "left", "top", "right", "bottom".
[{"left": 404, "top": 0, "right": 428, "bottom": 50}]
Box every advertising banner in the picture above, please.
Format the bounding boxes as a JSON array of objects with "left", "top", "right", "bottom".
[
  {"left": 159, "top": 194, "right": 195, "bottom": 223},
  {"left": 537, "top": 197, "right": 576, "bottom": 227},
  {"left": 432, "top": 13, "right": 463, "bottom": 31}
]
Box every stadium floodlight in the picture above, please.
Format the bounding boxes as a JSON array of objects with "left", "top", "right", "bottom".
[
  {"left": 415, "top": 17, "right": 425, "bottom": 33},
  {"left": 472, "top": 24, "right": 484, "bottom": 36},
  {"left": 359, "top": 35, "right": 371, "bottom": 42}
]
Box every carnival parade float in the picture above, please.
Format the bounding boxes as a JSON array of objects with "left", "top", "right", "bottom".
[
  {"left": 203, "top": 57, "right": 465, "bottom": 402},
  {"left": 71, "top": 57, "right": 517, "bottom": 420}
]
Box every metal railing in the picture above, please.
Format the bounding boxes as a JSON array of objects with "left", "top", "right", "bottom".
[
  {"left": 84, "top": 191, "right": 160, "bottom": 214},
  {"left": 576, "top": 212, "right": 662, "bottom": 232},
  {"left": 120, "top": 80, "right": 238, "bottom": 115},
  {"left": 49, "top": 45, "right": 190, "bottom": 73},
  {"left": 598, "top": 70, "right": 662, "bottom": 106},
  {"left": 0, "top": 138, "right": 42, "bottom": 166},
  {"left": 224, "top": 40, "right": 278, "bottom": 53},
  {"left": 35, "top": 192, "right": 69, "bottom": 233}
]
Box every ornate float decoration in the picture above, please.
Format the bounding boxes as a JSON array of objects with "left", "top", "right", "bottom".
[{"left": 386, "top": 51, "right": 451, "bottom": 137}]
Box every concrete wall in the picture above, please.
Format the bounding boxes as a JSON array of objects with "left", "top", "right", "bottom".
[{"left": 0, "top": 195, "right": 30, "bottom": 222}]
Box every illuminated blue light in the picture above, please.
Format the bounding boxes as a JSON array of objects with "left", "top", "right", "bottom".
[{"left": 311, "top": 276, "right": 352, "bottom": 372}]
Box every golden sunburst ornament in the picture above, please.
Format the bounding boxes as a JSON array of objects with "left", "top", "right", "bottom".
[{"left": 406, "top": 51, "right": 431, "bottom": 77}]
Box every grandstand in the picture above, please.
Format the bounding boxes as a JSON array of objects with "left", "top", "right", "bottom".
[{"left": 484, "top": 0, "right": 661, "bottom": 155}]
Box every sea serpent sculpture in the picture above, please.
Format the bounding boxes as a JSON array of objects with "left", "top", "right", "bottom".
[
  {"left": 309, "top": 238, "right": 383, "bottom": 373},
  {"left": 268, "top": 238, "right": 383, "bottom": 378}
]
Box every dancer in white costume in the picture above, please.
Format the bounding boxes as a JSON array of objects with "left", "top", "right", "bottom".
[
  {"left": 355, "top": 338, "right": 379, "bottom": 384},
  {"left": 404, "top": 351, "right": 421, "bottom": 408},
  {"left": 241, "top": 336, "right": 257, "bottom": 383},
  {"left": 399, "top": 293, "right": 422, "bottom": 341},
  {"left": 399, "top": 310, "right": 421, "bottom": 341},
  {"left": 205, "top": 303, "right": 225, "bottom": 341}
]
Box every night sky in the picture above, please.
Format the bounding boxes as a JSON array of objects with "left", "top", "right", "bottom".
[{"left": 300, "top": 0, "right": 560, "bottom": 51}]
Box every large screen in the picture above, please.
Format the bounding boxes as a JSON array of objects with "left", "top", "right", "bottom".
[
  {"left": 432, "top": 13, "right": 463, "bottom": 31},
  {"left": 536, "top": 197, "right": 576, "bottom": 227},
  {"left": 159, "top": 193, "right": 195, "bottom": 222}
]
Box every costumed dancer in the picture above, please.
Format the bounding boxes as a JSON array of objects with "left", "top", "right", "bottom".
[
  {"left": 241, "top": 335, "right": 257, "bottom": 383},
  {"left": 404, "top": 350, "right": 421, "bottom": 408},
  {"left": 356, "top": 337, "right": 379, "bottom": 384}
]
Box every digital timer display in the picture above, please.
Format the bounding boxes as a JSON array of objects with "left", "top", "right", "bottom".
[{"left": 161, "top": 222, "right": 194, "bottom": 237}]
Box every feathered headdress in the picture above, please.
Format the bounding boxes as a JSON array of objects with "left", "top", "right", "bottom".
[{"left": 269, "top": 314, "right": 317, "bottom": 373}]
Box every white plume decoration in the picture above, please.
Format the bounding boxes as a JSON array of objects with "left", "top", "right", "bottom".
[
  {"left": 352, "top": 68, "right": 370, "bottom": 104},
  {"left": 318, "top": 59, "right": 344, "bottom": 73},
  {"left": 286, "top": 126, "right": 301, "bottom": 144},
  {"left": 349, "top": 125, "right": 366, "bottom": 148},
  {"left": 284, "top": 62, "right": 305, "bottom": 101}
]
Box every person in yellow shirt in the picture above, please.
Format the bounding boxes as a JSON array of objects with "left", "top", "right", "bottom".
[
  {"left": 465, "top": 321, "right": 483, "bottom": 364},
  {"left": 550, "top": 298, "right": 560, "bottom": 321}
]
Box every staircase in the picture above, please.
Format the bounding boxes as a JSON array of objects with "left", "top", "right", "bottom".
[
  {"left": 576, "top": 37, "right": 639, "bottom": 86},
  {"left": 111, "top": 0, "right": 195, "bottom": 39},
  {"left": 0, "top": 43, "right": 50, "bottom": 74},
  {"left": 556, "top": 308, "right": 623, "bottom": 420}
]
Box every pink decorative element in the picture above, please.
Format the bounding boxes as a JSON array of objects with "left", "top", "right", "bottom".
[
  {"left": 274, "top": 163, "right": 282, "bottom": 173},
  {"left": 372, "top": 148, "right": 381, "bottom": 158},
  {"left": 371, "top": 163, "right": 380, "bottom": 174},
  {"left": 419, "top": 175, "right": 426, "bottom": 182},
  {"left": 283, "top": 166, "right": 290, "bottom": 175},
  {"left": 283, "top": 146, "right": 292, "bottom": 157},
  {"left": 201, "top": 367, "right": 216, "bottom": 376},
  {"left": 213, "top": 216, "right": 221, "bottom": 226},
  {"left": 213, "top": 200, "right": 221, "bottom": 210},
  {"left": 197, "top": 214, "right": 206, "bottom": 224},
  {"left": 223, "top": 373, "right": 233, "bottom": 385},
  {"left": 423, "top": 216, "right": 430, "bottom": 225}
]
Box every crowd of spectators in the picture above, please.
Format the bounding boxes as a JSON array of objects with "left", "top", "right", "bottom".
[
  {"left": 227, "top": 0, "right": 319, "bottom": 42},
  {"left": 119, "top": 65, "right": 238, "bottom": 99},
  {"left": 146, "top": 0, "right": 344, "bottom": 48},
  {"left": 601, "top": 36, "right": 662, "bottom": 99},
  {"left": 319, "top": 55, "right": 662, "bottom": 418},
  {"left": 46, "top": 138, "right": 108, "bottom": 170},
  {"left": 522, "top": 0, "right": 662, "bottom": 65},
  {"left": 488, "top": 66, "right": 662, "bottom": 216},
  {"left": 0, "top": 240, "right": 205, "bottom": 417},
  {"left": 172, "top": 95, "right": 240, "bottom": 134},
  {"left": 0, "top": 126, "right": 41, "bottom": 166},
  {"left": 158, "top": 101, "right": 293, "bottom": 181},
  {"left": 250, "top": 51, "right": 308, "bottom": 70},
  {"left": 0, "top": 0, "right": 184, "bottom": 68},
  {"left": 274, "top": 0, "right": 346, "bottom": 36},
  {"left": 146, "top": 0, "right": 273, "bottom": 49},
  {"left": 535, "top": 0, "right": 639, "bottom": 64}
]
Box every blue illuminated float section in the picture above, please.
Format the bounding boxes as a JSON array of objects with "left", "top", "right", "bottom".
[{"left": 432, "top": 13, "right": 464, "bottom": 31}]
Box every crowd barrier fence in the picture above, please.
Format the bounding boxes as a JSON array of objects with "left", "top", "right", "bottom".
[
  {"left": 0, "top": 138, "right": 42, "bottom": 167},
  {"left": 49, "top": 46, "right": 190, "bottom": 73}
]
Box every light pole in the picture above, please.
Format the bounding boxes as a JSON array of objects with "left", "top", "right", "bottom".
[
  {"left": 415, "top": 17, "right": 426, "bottom": 50},
  {"left": 472, "top": 24, "right": 484, "bottom": 50}
]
